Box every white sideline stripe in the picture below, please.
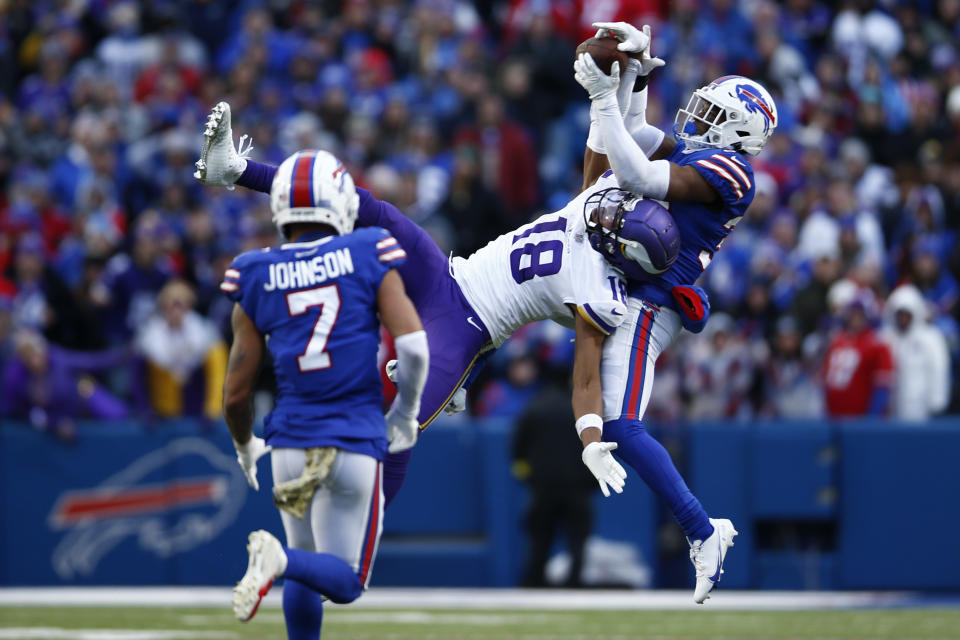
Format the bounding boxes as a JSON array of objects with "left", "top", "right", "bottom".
[
  {"left": 0, "top": 630, "right": 233, "bottom": 639},
  {"left": 0, "top": 588, "right": 916, "bottom": 611}
]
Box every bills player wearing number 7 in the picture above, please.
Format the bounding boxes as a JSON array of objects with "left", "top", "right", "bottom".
[
  {"left": 221, "top": 149, "right": 429, "bottom": 635},
  {"left": 577, "top": 21, "right": 778, "bottom": 602}
]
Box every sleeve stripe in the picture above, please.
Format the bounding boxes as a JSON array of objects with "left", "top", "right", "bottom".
[
  {"left": 220, "top": 282, "right": 239, "bottom": 292},
  {"left": 695, "top": 159, "right": 744, "bottom": 199},
  {"left": 578, "top": 304, "right": 615, "bottom": 336},
  {"left": 376, "top": 237, "right": 398, "bottom": 250},
  {"left": 378, "top": 249, "right": 407, "bottom": 263},
  {"left": 711, "top": 154, "right": 752, "bottom": 190},
  {"left": 225, "top": 269, "right": 240, "bottom": 279}
]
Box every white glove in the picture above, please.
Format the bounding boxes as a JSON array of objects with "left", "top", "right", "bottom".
[
  {"left": 594, "top": 22, "right": 665, "bottom": 76},
  {"left": 444, "top": 387, "right": 467, "bottom": 416},
  {"left": 574, "top": 53, "right": 620, "bottom": 102},
  {"left": 636, "top": 25, "right": 665, "bottom": 76},
  {"left": 234, "top": 436, "right": 272, "bottom": 491},
  {"left": 386, "top": 404, "right": 418, "bottom": 453},
  {"left": 593, "top": 21, "right": 649, "bottom": 54},
  {"left": 581, "top": 441, "right": 627, "bottom": 497}
]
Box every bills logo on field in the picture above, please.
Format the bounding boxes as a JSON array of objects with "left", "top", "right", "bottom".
[{"left": 48, "top": 438, "right": 248, "bottom": 579}]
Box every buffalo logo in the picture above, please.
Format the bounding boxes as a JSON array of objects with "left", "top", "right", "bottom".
[
  {"left": 735, "top": 84, "right": 776, "bottom": 134},
  {"left": 48, "top": 438, "right": 248, "bottom": 579}
]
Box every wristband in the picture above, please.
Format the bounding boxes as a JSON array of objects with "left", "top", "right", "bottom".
[{"left": 575, "top": 413, "right": 604, "bottom": 437}]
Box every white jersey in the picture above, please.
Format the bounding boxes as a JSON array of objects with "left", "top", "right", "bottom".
[{"left": 452, "top": 173, "right": 628, "bottom": 347}]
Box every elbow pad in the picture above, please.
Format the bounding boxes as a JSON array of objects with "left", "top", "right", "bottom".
[{"left": 392, "top": 329, "right": 429, "bottom": 418}]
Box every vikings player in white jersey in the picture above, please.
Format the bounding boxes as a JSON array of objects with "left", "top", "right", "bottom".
[
  {"left": 194, "top": 103, "right": 671, "bottom": 512},
  {"left": 574, "top": 22, "right": 779, "bottom": 602}
]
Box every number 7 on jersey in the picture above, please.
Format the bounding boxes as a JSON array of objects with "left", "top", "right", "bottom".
[{"left": 286, "top": 285, "right": 341, "bottom": 372}]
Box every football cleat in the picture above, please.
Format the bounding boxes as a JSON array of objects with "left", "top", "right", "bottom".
[
  {"left": 194, "top": 101, "right": 252, "bottom": 188},
  {"left": 233, "top": 529, "right": 287, "bottom": 622},
  {"left": 689, "top": 517, "right": 737, "bottom": 604}
]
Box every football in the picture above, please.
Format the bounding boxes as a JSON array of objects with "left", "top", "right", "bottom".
[{"left": 575, "top": 36, "right": 628, "bottom": 76}]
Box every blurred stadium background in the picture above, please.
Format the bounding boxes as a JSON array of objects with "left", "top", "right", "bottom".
[{"left": 2, "top": 0, "right": 960, "bottom": 637}]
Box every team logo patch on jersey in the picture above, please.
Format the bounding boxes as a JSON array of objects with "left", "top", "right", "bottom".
[{"left": 735, "top": 84, "right": 775, "bottom": 134}]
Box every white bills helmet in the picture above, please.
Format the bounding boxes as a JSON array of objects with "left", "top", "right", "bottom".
[
  {"left": 270, "top": 150, "right": 360, "bottom": 237},
  {"left": 674, "top": 76, "right": 778, "bottom": 156}
]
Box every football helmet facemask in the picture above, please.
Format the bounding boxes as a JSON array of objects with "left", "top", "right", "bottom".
[
  {"left": 674, "top": 75, "right": 777, "bottom": 156},
  {"left": 584, "top": 187, "right": 680, "bottom": 281}
]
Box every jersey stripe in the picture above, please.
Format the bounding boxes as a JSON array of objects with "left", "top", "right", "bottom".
[
  {"left": 621, "top": 310, "right": 654, "bottom": 419},
  {"left": 290, "top": 151, "right": 317, "bottom": 208},
  {"left": 695, "top": 159, "right": 744, "bottom": 199},
  {"left": 378, "top": 248, "right": 407, "bottom": 263},
  {"left": 220, "top": 282, "right": 238, "bottom": 292},
  {"left": 357, "top": 462, "right": 381, "bottom": 587},
  {"left": 376, "top": 237, "right": 398, "bottom": 250},
  {"left": 711, "top": 154, "right": 751, "bottom": 190},
  {"left": 578, "top": 304, "right": 615, "bottom": 336},
  {"left": 224, "top": 268, "right": 240, "bottom": 279}
]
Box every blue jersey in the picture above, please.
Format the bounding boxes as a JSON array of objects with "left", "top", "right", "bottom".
[
  {"left": 220, "top": 228, "right": 407, "bottom": 457},
  {"left": 628, "top": 140, "right": 755, "bottom": 307}
]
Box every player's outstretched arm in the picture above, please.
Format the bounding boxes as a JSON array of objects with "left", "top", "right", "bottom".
[
  {"left": 223, "top": 303, "right": 271, "bottom": 490},
  {"left": 582, "top": 22, "right": 667, "bottom": 190},
  {"left": 575, "top": 54, "right": 719, "bottom": 204},
  {"left": 378, "top": 269, "right": 429, "bottom": 453},
  {"left": 571, "top": 311, "right": 627, "bottom": 497}
]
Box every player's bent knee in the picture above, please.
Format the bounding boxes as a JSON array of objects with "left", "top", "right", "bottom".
[{"left": 326, "top": 575, "right": 363, "bottom": 604}]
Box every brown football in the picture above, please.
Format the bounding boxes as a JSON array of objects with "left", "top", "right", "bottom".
[{"left": 575, "top": 36, "right": 628, "bottom": 76}]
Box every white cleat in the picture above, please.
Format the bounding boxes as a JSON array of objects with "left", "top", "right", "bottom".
[
  {"left": 233, "top": 529, "right": 287, "bottom": 622},
  {"left": 689, "top": 517, "right": 737, "bottom": 604},
  {"left": 194, "top": 101, "right": 252, "bottom": 188}
]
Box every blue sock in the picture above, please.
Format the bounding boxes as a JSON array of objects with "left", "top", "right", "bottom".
[
  {"left": 282, "top": 578, "right": 323, "bottom": 640},
  {"left": 283, "top": 548, "right": 363, "bottom": 604},
  {"left": 236, "top": 159, "right": 277, "bottom": 194},
  {"left": 603, "top": 418, "right": 714, "bottom": 542}
]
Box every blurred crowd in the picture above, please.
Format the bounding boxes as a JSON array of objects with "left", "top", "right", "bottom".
[{"left": 1, "top": 0, "right": 958, "bottom": 440}]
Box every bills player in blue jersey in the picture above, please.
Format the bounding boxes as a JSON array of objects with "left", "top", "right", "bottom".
[
  {"left": 574, "top": 21, "right": 778, "bottom": 602},
  {"left": 221, "top": 149, "right": 429, "bottom": 637}
]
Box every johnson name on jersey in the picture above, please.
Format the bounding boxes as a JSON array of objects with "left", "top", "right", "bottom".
[
  {"left": 452, "top": 172, "right": 629, "bottom": 346},
  {"left": 220, "top": 227, "right": 406, "bottom": 456},
  {"left": 629, "top": 140, "right": 755, "bottom": 306}
]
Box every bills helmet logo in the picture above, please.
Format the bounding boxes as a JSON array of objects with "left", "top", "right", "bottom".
[{"left": 735, "top": 84, "right": 776, "bottom": 134}]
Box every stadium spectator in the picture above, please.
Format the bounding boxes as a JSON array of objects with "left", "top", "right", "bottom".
[
  {"left": 100, "top": 212, "right": 173, "bottom": 343},
  {"left": 881, "top": 284, "right": 950, "bottom": 421},
  {"left": 134, "top": 279, "right": 227, "bottom": 421},
  {"left": 758, "top": 316, "right": 824, "bottom": 419},
  {"left": 0, "top": 329, "right": 129, "bottom": 441},
  {"left": 822, "top": 289, "right": 894, "bottom": 418}
]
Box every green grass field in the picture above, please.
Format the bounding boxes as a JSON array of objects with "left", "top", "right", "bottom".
[{"left": 2, "top": 606, "right": 960, "bottom": 640}]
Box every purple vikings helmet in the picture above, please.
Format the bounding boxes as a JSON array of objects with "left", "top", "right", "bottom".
[{"left": 584, "top": 188, "right": 680, "bottom": 281}]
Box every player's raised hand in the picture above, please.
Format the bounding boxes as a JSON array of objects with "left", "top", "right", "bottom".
[
  {"left": 574, "top": 53, "right": 620, "bottom": 101},
  {"left": 581, "top": 441, "right": 627, "bottom": 497},
  {"left": 635, "top": 25, "right": 665, "bottom": 76},
  {"left": 386, "top": 404, "right": 419, "bottom": 453},
  {"left": 234, "top": 436, "right": 272, "bottom": 491},
  {"left": 593, "top": 21, "right": 649, "bottom": 54}
]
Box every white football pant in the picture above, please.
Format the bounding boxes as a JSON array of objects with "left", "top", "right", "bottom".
[{"left": 271, "top": 448, "right": 383, "bottom": 588}]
